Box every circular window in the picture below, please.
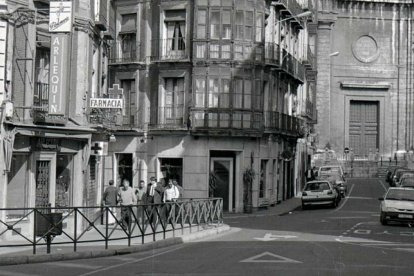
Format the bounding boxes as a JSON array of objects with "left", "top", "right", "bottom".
[{"left": 352, "top": 35, "right": 380, "bottom": 63}]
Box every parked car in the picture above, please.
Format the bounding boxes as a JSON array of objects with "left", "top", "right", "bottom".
[
  {"left": 392, "top": 169, "right": 414, "bottom": 187},
  {"left": 400, "top": 177, "right": 414, "bottom": 188},
  {"left": 397, "top": 172, "right": 414, "bottom": 187},
  {"left": 318, "top": 174, "right": 347, "bottom": 198},
  {"left": 379, "top": 187, "right": 414, "bottom": 225},
  {"left": 302, "top": 180, "right": 340, "bottom": 209},
  {"left": 318, "top": 165, "right": 345, "bottom": 178}
]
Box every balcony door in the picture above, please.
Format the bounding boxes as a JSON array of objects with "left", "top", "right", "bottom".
[{"left": 164, "top": 10, "right": 186, "bottom": 59}]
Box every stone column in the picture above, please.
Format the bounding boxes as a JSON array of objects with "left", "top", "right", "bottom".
[{"left": 315, "top": 13, "right": 336, "bottom": 149}]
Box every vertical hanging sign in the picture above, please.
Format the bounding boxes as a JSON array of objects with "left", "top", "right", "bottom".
[{"left": 48, "top": 1, "right": 72, "bottom": 115}]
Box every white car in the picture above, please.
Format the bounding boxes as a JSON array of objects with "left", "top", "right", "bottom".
[
  {"left": 379, "top": 187, "right": 414, "bottom": 225},
  {"left": 302, "top": 180, "right": 340, "bottom": 209},
  {"left": 318, "top": 165, "right": 345, "bottom": 178}
]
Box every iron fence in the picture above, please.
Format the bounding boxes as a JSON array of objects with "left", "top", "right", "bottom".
[{"left": 0, "top": 198, "right": 223, "bottom": 255}]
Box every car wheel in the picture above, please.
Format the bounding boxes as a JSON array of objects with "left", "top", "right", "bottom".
[{"left": 380, "top": 212, "right": 387, "bottom": 225}]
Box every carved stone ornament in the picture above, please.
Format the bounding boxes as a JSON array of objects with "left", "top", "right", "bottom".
[{"left": 352, "top": 35, "right": 380, "bottom": 63}]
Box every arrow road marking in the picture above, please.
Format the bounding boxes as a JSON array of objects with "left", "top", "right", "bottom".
[
  {"left": 240, "top": 252, "right": 302, "bottom": 263},
  {"left": 254, "top": 233, "right": 298, "bottom": 241}
]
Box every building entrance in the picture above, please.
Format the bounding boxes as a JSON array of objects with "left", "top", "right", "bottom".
[{"left": 349, "top": 101, "right": 379, "bottom": 156}]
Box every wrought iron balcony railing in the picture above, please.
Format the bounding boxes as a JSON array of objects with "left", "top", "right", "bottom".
[
  {"left": 148, "top": 105, "right": 188, "bottom": 130},
  {"left": 264, "top": 43, "right": 280, "bottom": 65},
  {"left": 264, "top": 111, "right": 301, "bottom": 134},
  {"left": 151, "top": 38, "right": 189, "bottom": 61},
  {"left": 33, "top": 82, "right": 49, "bottom": 112},
  {"left": 109, "top": 41, "right": 141, "bottom": 64},
  {"left": 303, "top": 45, "right": 316, "bottom": 70},
  {"left": 190, "top": 109, "right": 262, "bottom": 131},
  {"left": 277, "top": 0, "right": 305, "bottom": 18},
  {"left": 281, "top": 52, "right": 305, "bottom": 82}
]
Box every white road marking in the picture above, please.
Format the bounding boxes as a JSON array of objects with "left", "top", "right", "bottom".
[
  {"left": 78, "top": 245, "right": 184, "bottom": 276},
  {"left": 330, "top": 183, "right": 355, "bottom": 213},
  {"left": 240, "top": 252, "right": 302, "bottom": 263},
  {"left": 378, "top": 179, "right": 388, "bottom": 192},
  {"left": 254, "top": 233, "right": 297, "bottom": 241}
]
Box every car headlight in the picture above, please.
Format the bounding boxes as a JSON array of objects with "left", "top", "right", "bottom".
[{"left": 383, "top": 206, "right": 398, "bottom": 212}]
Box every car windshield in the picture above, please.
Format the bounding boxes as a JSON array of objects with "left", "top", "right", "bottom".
[
  {"left": 305, "top": 182, "right": 330, "bottom": 192},
  {"left": 318, "top": 174, "right": 341, "bottom": 182},
  {"left": 386, "top": 189, "right": 414, "bottom": 201},
  {"left": 320, "top": 167, "right": 341, "bottom": 175}
]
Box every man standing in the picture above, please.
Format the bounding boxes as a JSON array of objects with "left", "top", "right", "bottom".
[
  {"left": 135, "top": 180, "right": 146, "bottom": 222},
  {"left": 163, "top": 179, "right": 180, "bottom": 224},
  {"left": 102, "top": 180, "right": 118, "bottom": 224},
  {"left": 118, "top": 179, "right": 136, "bottom": 230}
]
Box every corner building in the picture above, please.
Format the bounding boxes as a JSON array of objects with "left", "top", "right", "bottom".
[{"left": 106, "top": 0, "right": 315, "bottom": 212}]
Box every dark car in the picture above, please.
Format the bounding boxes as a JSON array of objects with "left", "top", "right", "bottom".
[
  {"left": 392, "top": 170, "right": 414, "bottom": 187},
  {"left": 386, "top": 167, "right": 403, "bottom": 184}
]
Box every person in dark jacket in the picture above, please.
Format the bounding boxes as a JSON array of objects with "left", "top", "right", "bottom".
[{"left": 102, "top": 180, "right": 118, "bottom": 224}]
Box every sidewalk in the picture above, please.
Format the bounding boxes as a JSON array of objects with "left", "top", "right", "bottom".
[
  {"left": 0, "top": 224, "right": 230, "bottom": 266},
  {"left": 0, "top": 197, "right": 300, "bottom": 266},
  {"left": 224, "top": 196, "right": 302, "bottom": 219}
]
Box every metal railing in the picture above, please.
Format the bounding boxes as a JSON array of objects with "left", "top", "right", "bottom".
[
  {"left": 33, "top": 82, "right": 49, "bottom": 112},
  {"left": 190, "top": 109, "right": 263, "bottom": 130},
  {"left": 151, "top": 38, "right": 189, "bottom": 61},
  {"left": 0, "top": 198, "right": 223, "bottom": 254},
  {"left": 148, "top": 105, "right": 187, "bottom": 130},
  {"left": 109, "top": 41, "right": 141, "bottom": 63},
  {"left": 264, "top": 111, "right": 301, "bottom": 134},
  {"left": 264, "top": 42, "right": 280, "bottom": 65}
]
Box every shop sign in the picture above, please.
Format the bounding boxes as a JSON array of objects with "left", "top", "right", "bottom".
[
  {"left": 90, "top": 98, "right": 123, "bottom": 109},
  {"left": 49, "top": 1, "right": 72, "bottom": 33},
  {"left": 48, "top": 34, "right": 69, "bottom": 115},
  {"left": 36, "top": 138, "right": 60, "bottom": 151}
]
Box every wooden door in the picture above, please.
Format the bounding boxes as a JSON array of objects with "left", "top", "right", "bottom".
[{"left": 349, "top": 101, "right": 379, "bottom": 156}]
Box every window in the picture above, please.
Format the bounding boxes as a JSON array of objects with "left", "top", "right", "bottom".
[
  {"left": 222, "top": 10, "right": 231, "bottom": 39},
  {"left": 255, "top": 12, "right": 263, "bottom": 42},
  {"left": 7, "top": 155, "right": 29, "bottom": 219},
  {"left": 120, "top": 80, "right": 136, "bottom": 126},
  {"left": 34, "top": 47, "right": 50, "bottom": 108},
  {"left": 233, "top": 78, "right": 251, "bottom": 109},
  {"left": 208, "top": 78, "right": 219, "bottom": 107},
  {"left": 164, "top": 10, "right": 186, "bottom": 59},
  {"left": 210, "top": 11, "right": 220, "bottom": 39},
  {"left": 235, "top": 11, "right": 244, "bottom": 40},
  {"left": 119, "top": 14, "right": 137, "bottom": 61},
  {"left": 210, "top": 44, "right": 220, "bottom": 59},
  {"left": 253, "top": 79, "right": 262, "bottom": 110},
  {"left": 197, "top": 9, "right": 207, "bottom": 39},
  {"left": 120, "top": 33, "right": 136, "bottom": 61},
  {"left": 162, "top": 78, "right": 184, "bottom": 125},
  {"left": 245, "top": 11, "right": 253, "bottom": 41},
  {"left": 195, "top": 78, "right": 206, "bottom": 107},
  {"left": 56, "top": 154, "right": 73, "bottom": 209}
]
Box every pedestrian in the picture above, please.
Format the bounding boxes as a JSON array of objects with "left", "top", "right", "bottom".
[
  {"left": 163, "top": 179, "right": 180, "bottom": 224},
  {"left": 102, "top": 180, "right": 118, "bottom": 225},
  {"left": 146, "top": 177, "right": 157, "bottom": 204},
  {"left": 135, "top": 180, "right": 147, "bottom": 222},
  {"left": 172, "top": 179, "right": 183, "bottom": 200},
  {"left": 118, "top": 179, "right": 136, "bottom": 230}
]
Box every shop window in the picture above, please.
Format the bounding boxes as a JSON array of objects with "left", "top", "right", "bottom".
[
  {"left": 7, "top": 155, "right": 29, "bottom": 219},
  {"left": 117, "top": 154, "right": 133, "bottom": 186},
  {"left": 160, "top": 158, "right": 183, "bottom": 187},
  {"left": 55, "top": 154, "right": 73, "bottom": 209}
]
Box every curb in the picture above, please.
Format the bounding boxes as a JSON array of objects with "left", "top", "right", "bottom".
[{"left": 0, "top": 225, "right": 231, "bottom": 266}]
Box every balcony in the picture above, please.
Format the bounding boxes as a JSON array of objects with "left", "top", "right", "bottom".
[
  {"left": 109, "top": 39, "right": 141, "bottom": 64},
  {"left": 190, "top": 109, "right": 262, "bottom": 136},
  {"left": 281, "top": 52, "right": 305, "bottom": 83},
  {"left": 276, "top": 0, "right": 305, "bottom": 18},
  {"left": 264, "top": 43, "right": 280, "bottom": 65},
  {"left": 264, "top": 111, "right": 302, "bottom": 136},
  {"left": 303, "top": 46, "right": 316, "bottom": 70},
  {"left": 151, "top": 38, "right": 189, "bottom": 62},
  {"left": 148, "top": 106, "right": 188, "bottom": 130},
  {"left": 32, "top": 82, "right": 66, "bottom": 125}
]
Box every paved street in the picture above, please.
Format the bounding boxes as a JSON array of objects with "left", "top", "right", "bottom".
[{"left": 1, "top": 178, "right": 414, "bottom": 275}]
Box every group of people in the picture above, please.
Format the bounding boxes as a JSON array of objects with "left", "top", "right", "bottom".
[{"left": 102, "top": 176, "right": 182, "bottom": 229}]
